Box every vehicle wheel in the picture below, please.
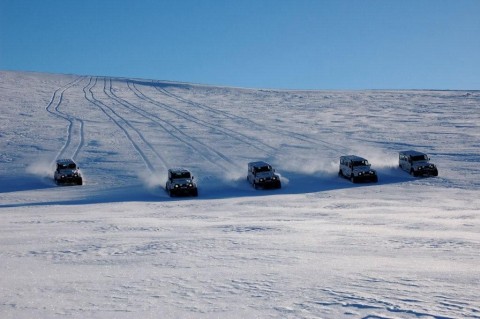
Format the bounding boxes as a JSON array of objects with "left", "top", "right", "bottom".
[
  {"left": 372, "top": 176, "right": 378, "bottom": 183},
  {"left": 350, "top": 174, "right": 356, "bottom": 183},
  {"left": 433, "top": 169, "right": 438, "bottom": 177},
  {"left": 338, "top": 169, "right": 343, "bottom": 177},
  {"left": 77, "top": 178, "right": 83, "bottom": 186},
  {"left": 276, "top": 181, "right": 282, "bottom": 189},
  {"left": 253, "top": 182, "right": 258, "bottom": 189},
  {"left": 410, "top": 169, "right": 415, "bottom": 177},
  {"left": 192, "top": 189, "right": 198, "bottom": 197}
]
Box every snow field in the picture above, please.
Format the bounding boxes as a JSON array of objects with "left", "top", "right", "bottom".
[{"left": 1, "top": 71, "right": 479, "bottom": 318}]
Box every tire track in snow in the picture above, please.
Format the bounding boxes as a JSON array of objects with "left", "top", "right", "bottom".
[
  {"left": 45, "top": 76, "right": 86, "bottom": 163},
  {"left": 129, "top": 82, "right": 277, "bottom": 156},
  {"left": 155, "top": 85, "right": 350, "bottom": 156},
  {"left": 106, "top": 79, "right": 237, "bottom": 172},
  {"left": 102, "top": 78, "right": 172, "bottom": 170},
  {"left": 84, "top": 77, "right": 167, "bottom": 173}
]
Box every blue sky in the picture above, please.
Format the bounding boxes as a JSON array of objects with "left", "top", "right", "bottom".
[{"left": 1, "top": 0, "right": 479, "bottom": 89}]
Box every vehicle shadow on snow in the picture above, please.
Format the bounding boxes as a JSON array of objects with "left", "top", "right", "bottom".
[
  {"left": 0, "top": 175, "right": 55, "bottom": 194},
  {"left": 0, "top": 167, "right": 413, "bottom": 207},
  {"left": 195, "top": 166, "right": 412, "bottom": 200},
  {"left": 0, "top": 183, "right": 163, "bottom": 208}
]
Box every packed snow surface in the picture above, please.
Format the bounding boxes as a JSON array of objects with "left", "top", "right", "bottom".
[{"left": 1, "top": 71, "right": 479, "bottom": 318}]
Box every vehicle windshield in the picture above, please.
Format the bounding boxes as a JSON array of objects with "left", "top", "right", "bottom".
[
  {"left": 255, "top": 165, "right": 272, "bottom": 173},
  {"left": 172, "top": 172, "right": 191, "bottom": 179},
  {"left": 411, "top": 155, "right": 428, "bottom": 162},
  {"left": 58, "top": 163, "right": 76, "bottom": 170},
  {"left": 352, "top": 160, "right": 369, "bottom": 167}
]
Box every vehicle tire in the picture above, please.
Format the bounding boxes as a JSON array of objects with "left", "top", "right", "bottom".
[
  {"left": 338, "top": 169, "right": 343, "bottom": 177},
  {"left": 276, "top": 181, "right": 282, "bottom": 189},
  {"left": 410, "top": 169, "right": 416, "bottom": 177},
  {"left": 372, "top": 176, "right": 378, "bottom": 183},
  {"left": 350, "top": 174, "right": 356, "bottom": 183},
  {"left": 77, "top": 178, "right": 83, "bottom": 186},
  {"left": 432, "top": 169, "right": 438, "bottom": 177},
  {"left": 253, "top": 182, "right": 258, "bottom": 189},
  {"left": 192, "top": 189, "right": 198, "bottom": 197}
]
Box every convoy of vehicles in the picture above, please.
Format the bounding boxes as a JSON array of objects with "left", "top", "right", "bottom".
[{"left": 53, "top": 150, "right": 437, "bottom": 196}]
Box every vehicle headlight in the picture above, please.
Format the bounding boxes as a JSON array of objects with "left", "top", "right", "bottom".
[
  {"left": 259, "top": 178, "right": 264, "bottom": 182},
  {"left": 174, "top": 184, "right": 179, "bottom": 188},
  {"left": 272, "top": 176, "right": 277, "bottom": 180},
  {"left": 358, "top": 172, "right": 363, "bottom": 176},
  {"left": 188, "top": 183, "right": 193, "bottom": 187}
]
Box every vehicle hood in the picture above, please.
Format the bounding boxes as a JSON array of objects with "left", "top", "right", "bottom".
[
  {"left": 255, "top": 171, "right": 277, "bottom": 179},
  {"left": 59, "top": 169, "right": 80, "bottom": 175},
  {"left": 412, "top": 161, "right": 435, "bottom": 168},
  {"left": 353, "top": 165, "right": 375, "bottom": 174},
  {"left": 172, "top": 178, "right": 195, "bottom": 185}
]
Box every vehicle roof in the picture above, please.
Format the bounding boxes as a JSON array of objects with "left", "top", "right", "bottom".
[
  {"left": 248, "top": 161, "right": 271, "bottom": 167},
  {"left": 168, "top": 168, "right": 191, "bottom": 173},
  {"left": 340, "top": 155, "right": 367, "bottom": 161},
  {"left": 399, "top": 150, "right": 427, "bottom": 156},
  {"left": 56, "top": 158, "right": 76, "bottom": 164}
]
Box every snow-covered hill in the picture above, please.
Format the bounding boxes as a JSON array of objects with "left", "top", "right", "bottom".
[{"left": 1, "top": 71, "right": 479, "bottom": 318}]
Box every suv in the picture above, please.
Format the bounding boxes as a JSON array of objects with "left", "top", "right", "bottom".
[
  {"left": 399, "top": 150, "right": 438, "bottom": 177},
  {"left": 165, "top": 168, "right": 198, "bottom": 197},
  {"left": 54, "top": 159, "right": 83, "bottom": 185},
  {"left": 339, "top": 155, "right": 378, "bottom": 183},
  {"left": 247, "top": 161, "right": 281, "bottom": 189}
]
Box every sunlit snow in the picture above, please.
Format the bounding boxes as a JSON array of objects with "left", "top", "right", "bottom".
[{"left": 1, "top": 71, "right": 479, "bottom": 318}]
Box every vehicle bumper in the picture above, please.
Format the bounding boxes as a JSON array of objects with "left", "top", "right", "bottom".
[
  {"left": 170, "top": 187, "right": 198, "bottom": 196},
  {"left": 56, "top": 177, "right": 82, "bottom": 185},
  {"left": 353, "top": 174, "right": 378, "bottom": 183},
  {"left": 256, "top": 180, "right": 281, "bottom": 189},
  {"left": 413, "top": 168, "right": 438, "bottom": 177}
]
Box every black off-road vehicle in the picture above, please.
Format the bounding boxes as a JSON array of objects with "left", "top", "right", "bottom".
[
  {"left": 54, "top": 159, "right": 83, "bottom": 185},
  {"left": 165, "top": 168, "right": 198, "bottom": 197}
]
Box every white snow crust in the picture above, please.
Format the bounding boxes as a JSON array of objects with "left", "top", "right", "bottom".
[{"left": 1, "top": 71, "right": 479, "bottom": 318}]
